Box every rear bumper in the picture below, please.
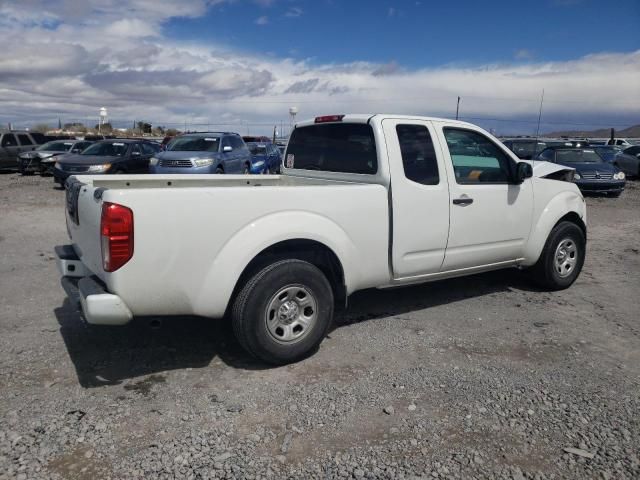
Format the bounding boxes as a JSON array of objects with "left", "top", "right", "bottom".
[{"left": 55, "top": 245, "right": 133, "bottom": 326}]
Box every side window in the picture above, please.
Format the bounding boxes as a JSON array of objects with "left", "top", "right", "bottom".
[
  {"left": 443, "top": 128, "right": 513, "bottom": 184},
  {"left": 131, "top": 144, "right": 142, "bottom": 155},
  {"left": 396, "top": 124, "right": 439, "bottom": 185},
  {"left": 222, "top": 137, "right": 231, "bottom": 150},
  {"left": 141, "top": 143, "right": 157, "bottom": 155},
  {"left": 538, "top": 149, "right": 555, "bottom": 162},
  {"left": 1, "top": 134, "right": 17, "bottom": 147},
  {"left": 18, "top": 134, "right": 33, "bottom": 146},
  {"left": 232, "top": 136, "right": 246, "bottom": 150}
]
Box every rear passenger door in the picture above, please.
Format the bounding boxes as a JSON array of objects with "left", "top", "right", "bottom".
[
  {"left": 17, "top": 134, "right": 35, "bottom": 153},
  {"left": 383, "top": 119, "right": 451, "bottom": 277}
]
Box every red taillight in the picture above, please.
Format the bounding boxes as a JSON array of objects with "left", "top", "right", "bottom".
[
  {"left": 101, "top": 202, "right": 134, "bottom": 272},
  {"left": 314, "top": 115, "right": 344, "bottom": 123}
]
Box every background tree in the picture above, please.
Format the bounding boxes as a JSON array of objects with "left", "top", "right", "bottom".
[
  {"left": 32, "top": 123, "right": 50, "bottom": 133},
  {"left": 94, "top": 123, "right": 113, "bottom": 133}
]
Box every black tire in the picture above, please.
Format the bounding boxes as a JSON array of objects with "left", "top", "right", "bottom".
[
  {"left": 243, "top": 164, "right": 250, "bottom": 174},
  {"left": 231, "top": 259, "right": 334, "bottom": 365},
  {"left": 215, "top": 167, "right": 224, "bottom": 174},
  {"left": 530, "top": 221, "right": 585, "bottom": 290}
]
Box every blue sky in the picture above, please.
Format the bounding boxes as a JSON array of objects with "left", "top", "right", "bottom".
[
  {"left": 0, "top": 0, "right": 638, "bottom": 135},
  {"left": 165, "top": 0, "right": 640, "bottom": 67}
]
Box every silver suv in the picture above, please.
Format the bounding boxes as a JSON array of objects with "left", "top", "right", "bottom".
[{"left": 0, "top": 131, "right": 39, "bottom": 169}]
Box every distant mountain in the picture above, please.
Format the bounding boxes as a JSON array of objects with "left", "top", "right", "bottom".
[{"left": 544, "top": 124, "right": 640, "bottom": 138}]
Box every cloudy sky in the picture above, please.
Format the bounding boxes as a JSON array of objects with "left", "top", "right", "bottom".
[{"left": 0, "top": 0, "right": 638, "bottom": 135}]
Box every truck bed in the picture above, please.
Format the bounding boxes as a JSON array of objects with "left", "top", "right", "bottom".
[{"left": 66, "top": 173, "right": 391, "bottom": 319}]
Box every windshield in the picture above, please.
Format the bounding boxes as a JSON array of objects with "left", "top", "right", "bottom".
[
  {"left": 168, "top": 136, "right": 220, "bottom": 152},
  {"left": 556, "top": 149, "right": 603, "bottom": 164},
  {"left": 507, "top": 141, "right": 546, "bottom": 158},
  {"left": 81, "top": 142, "right": 129, "bottom": 156},
  {"left": 247, "top": 143, "right": 267, "bottom": 155},
  {"left": 36, "top": 141, "right": 72, "bottom": 152}
]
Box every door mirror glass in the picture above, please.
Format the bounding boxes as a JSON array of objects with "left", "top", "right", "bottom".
[
  {"left": 223, "top": 145, "right": 233, "bottom": 152},
  {"left": 516, "top": 162, "right": 533, "bottom": 184}
]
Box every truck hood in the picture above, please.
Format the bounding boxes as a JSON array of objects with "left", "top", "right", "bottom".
[
  {"left": 159, "top": 151, "right": 219, "bottom": 160},
  {"left": 521, "top": 160, "right": 575, "bottom": 178}
]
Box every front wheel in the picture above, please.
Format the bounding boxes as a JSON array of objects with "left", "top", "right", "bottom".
[
  {"left": 529, "top": 221, "right": 585, "bottom": 290},
  {"left": 231, "top": 259, "right": 334, "bottom": 365}
]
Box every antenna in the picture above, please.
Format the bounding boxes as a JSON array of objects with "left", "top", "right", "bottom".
[
  {"left": 533, "top": 89, "right": 545, "bottom": 165},
  {"left": 455, "top": 96, "right": 461, "bottom": 120}
]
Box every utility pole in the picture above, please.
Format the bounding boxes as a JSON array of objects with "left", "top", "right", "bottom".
[{"left": 455, "top": 96, "right": 461, "bottom": 120}]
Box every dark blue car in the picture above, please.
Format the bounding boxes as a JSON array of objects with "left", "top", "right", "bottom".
[
  {"left": 149, "top": 132, "right": 251, "bottom": 174},
  {"left": 246, "top": 142, "right": 282, "bottom": 174},
  {"left": 53, "top": 139, "right": 160, "bottom": 186},
  {"left": 536, "top": 147, "right": 626, "bottom": 197}
]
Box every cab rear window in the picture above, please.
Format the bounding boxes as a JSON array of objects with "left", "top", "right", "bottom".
[{"left": 286, "top": 123, "right": 377, "bottom": 174}]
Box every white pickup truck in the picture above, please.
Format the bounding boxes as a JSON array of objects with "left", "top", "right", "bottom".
[{"left": 56, "top": 114, "right": 586, "bottom": 364}]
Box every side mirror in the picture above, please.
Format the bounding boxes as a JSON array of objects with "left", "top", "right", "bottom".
[
  {"left": 223, "top": 146, "right": 233, "bottom": 153},
  {"left": 515, "top": 162, "right": 533, "bottom": 184}
]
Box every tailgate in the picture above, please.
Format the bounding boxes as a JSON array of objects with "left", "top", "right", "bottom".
[{"left": 65, "top": 178, "right": 106, "bottom": 278}]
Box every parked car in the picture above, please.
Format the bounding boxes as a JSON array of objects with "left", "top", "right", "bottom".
[
  {"left": 53, "top": 139, "right": 160, "bottom": 186},
  {"left": 56, "top": 114, "right": 586, "bottom": 365},
  {"left": 243, "top": 135, "right": 272, "bottom": 144},
  {"left": 0, "top": 131, "right": 39, "bottom": 169},
  {"left": 247, "top": 142, "right": 281, "bottom": 174},
  {"left": 18, "top": 140, "right": 93, "bottom": 175},
  {"left": 593, "top": 146, "right": 640, "bottom": 178},
  {"left": 149, "top": 132, "right": 251, "bottom": 174},
  {"left": 536, "top": 146, "right": 625, "bottom": 196},
  {"left": 502, "top": 139, "right": 547, "bottom": 159},
  {"left": 623, "top": 145, "right": 640, "bottom": 158},
  {"left": 606, "top": 138, "right": 632, "bottom": 146}
]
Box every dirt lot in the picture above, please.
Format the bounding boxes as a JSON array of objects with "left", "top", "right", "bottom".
[{"left": 0, "top": 173, "right": 639, "bottom": 480}]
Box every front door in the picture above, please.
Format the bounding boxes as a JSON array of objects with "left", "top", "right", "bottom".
[
  {"left": 383, "top": 119, "right": 451, "bottom": 278},
  {"left": 436, "top": 125, "right": 533, "bottom": 271}
]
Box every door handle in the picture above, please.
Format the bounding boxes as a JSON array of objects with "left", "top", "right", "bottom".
[{"left": 452, "top": 196, "right": 473, "bottom": 206}]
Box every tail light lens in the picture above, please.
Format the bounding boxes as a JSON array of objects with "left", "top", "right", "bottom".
[{"left": 101, "top": 202, "right": 134, "bottom": 272}]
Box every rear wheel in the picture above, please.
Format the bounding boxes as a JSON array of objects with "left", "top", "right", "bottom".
[
  {"left": 529, "top": 221, "right": 585, "bottom": 290},
  {"left": 215, "top": 167, "right": 224, "bottom": 174},
  {"left": 231, "top": 259, "right": 334, "bottom": 365},
  {"left": 243, "top": 164, "right": 250, "bottom": 174}
]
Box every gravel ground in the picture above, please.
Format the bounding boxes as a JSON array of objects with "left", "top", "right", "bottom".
[{"left": 0, "top": 172, "right": 639, "bottom": 480}]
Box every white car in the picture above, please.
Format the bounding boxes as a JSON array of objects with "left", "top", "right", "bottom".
[{"left": 56, "top": 114, "right": 586, "bottom": 364}]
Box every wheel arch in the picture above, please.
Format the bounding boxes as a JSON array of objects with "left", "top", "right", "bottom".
[
  {"left": 192, "top": 212, "right": 360, "bottom": 318},
  {"left": 522, "top": 190, "right": 587, "bottom": 267}
]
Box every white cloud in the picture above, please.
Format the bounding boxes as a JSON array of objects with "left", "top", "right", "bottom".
[
  {"left": 0, "top": 0, "right": 638, "bottom": 134},
  {"left": 254, "top": 15, "right": 269, "bottom": 25},
  {"left": 285, "top": 7, "right": 303, "bottom": 17}
]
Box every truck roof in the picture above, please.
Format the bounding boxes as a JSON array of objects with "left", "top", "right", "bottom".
[{"left": 294, "top": 114, "right": 477, "bottom": 129}]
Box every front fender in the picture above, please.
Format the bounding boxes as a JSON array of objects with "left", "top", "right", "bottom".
[
  {"left": 193, "top": 211, "right": 361, "bottom": 317},
  {"left": 522, "top": 184, "right": 586, "bottom": 266}
]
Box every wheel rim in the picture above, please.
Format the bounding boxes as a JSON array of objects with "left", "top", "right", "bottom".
[
  {"left": 265, "top": 285, "right": 318, "bottom": 344},
  {"left": 554, "top": 238, "right": 578, "bottom": 278}
]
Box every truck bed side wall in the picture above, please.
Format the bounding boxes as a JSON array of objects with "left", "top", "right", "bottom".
[{"left": 97, "top": 183, "right": 390, "bottom": 318}]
